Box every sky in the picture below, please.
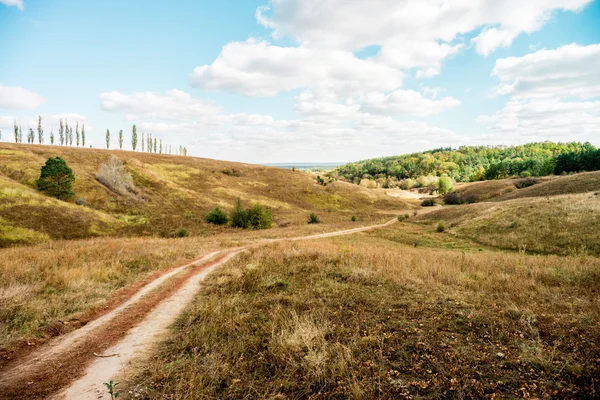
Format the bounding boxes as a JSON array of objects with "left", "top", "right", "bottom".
[{"left": 1, "top": 0, "right": 599, "bottom": 163}]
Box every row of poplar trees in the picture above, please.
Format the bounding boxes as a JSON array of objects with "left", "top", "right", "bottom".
[
  {"left": 9, "top": 117, "right": 188, "bottom": 156},
  {"left": 105, "top": 124, "right": 187, "bottom": 156},
  {"left": 12, "top": 116, "right": 85, "bottom": 147}
]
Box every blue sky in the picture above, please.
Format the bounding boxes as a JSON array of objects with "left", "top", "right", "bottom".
[{"left": 1, "top": 0, "right": 599, "bottom": 162}]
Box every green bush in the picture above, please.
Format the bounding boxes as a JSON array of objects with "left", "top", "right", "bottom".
[
  {"left": 515, "top": 178, "right": 538, "bottom": 189},
  {"left": 230, "top": 198, "right": 248, "bottom": 228},
  {"left": 437, "top": 175, "right": 453, "bottom": 195},
  {"left": 246, "top": 204, "right": 272, "bottom": 230},
  {"left": 351, "top": 215, "right": 357, "bottom": 222},
  {"left": 421, "top": 198, "right": 436, "bottom": 207},
  {"left": 205, "top": 207, "right": 229, "bottom": 225},
  {"left": 436, "top": 221, "right": 446, "bottom": 232},
  {"left": 397, "top": 214, "right": 409, "bottom": 222},
  {"left": 307, "top": 213, "right": 320, "bottom": 224},
  {"left": 36, "top": 157, "right": 75, "bottom": 200},
  {"left": 176, "top": 228, "right": 189, "bottom": 237}
]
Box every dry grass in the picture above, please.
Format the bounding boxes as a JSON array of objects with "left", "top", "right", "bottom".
[
  {"left": 415, "top": 192, "right": 600, "bottom": 256},
  {"left": 0, "top": 143, "right": 411, "bottom": 245},
  {"left": 496, "top": 171, "right": 600, "bottom": 201},
  {"left": 0, "top": 218, "right": 394, "bottom": 355},
  {"left": 129, "top": 236, "right": 600, "bottom": 398}
]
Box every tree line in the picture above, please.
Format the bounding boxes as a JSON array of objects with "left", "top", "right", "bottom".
[
  {"left": 335, "top": 141, "right": 600, "bottom": 186},
  {"left": 8, "top": 116, "right": 188, "bottom": 156}
]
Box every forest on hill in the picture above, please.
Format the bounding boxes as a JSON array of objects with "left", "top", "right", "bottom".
[{"left": 335, "top": 141, "right": 600, "bottom": 187}]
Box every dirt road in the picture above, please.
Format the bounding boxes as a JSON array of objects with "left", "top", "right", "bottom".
[{"left": 0, "top": 218, "right": 396, "bottom": 399}]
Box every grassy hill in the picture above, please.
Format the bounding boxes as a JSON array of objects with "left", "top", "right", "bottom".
[{"left": 0, "top": 143, "right": 410, "bottom": 247}]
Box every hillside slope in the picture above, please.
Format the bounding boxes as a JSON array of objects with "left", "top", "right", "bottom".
[{"left": 0, "top": 143, "right": 411, "bottom": 246}]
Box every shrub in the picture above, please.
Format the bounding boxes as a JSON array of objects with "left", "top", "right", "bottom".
[
  {"left": 397, "top": 214, "right": 409, "bottom": 222},
  {"left": 421, "top": 198, "right": 436, "bottom": 207},
  {"left": 246, "top": 204, "right": 272, "bottom": 230},
  {"left": 36, "top": 157, "right": 75, "bottom": 200},
  {"left": 464, "top": 194, "right": 480, "bottom": 204},
  {"left": 351, "top": 215, "right": 357, "bottom": 222},
  {"left": 316, "top": 176, "right": 327, "bottom": 186},
  {"left": 230, "top": 198, "right": 248, "bottom": 228},
  {"left": 515, "top": 178, "right": 538, "bottom": 189},
  {"left": 175, "top": 228, "right": 189, "bottom": 237},
  {"left": 307, "top": 213, "right": 320, "bottom": 224},
  {"left": 443, "top": 192, "right": 463, "bottom": 205},
  {"left": 436, "top": 221, "right": 446, "bottom": 232},
  {"left": 96, "top": 156, "right": 135, "bottom": 196},
  {"left": 437, "top": 175, "right": 454, "bottom": 195},
  {"left": 204, "top": 207, "right": 228, "bottom": 225}
]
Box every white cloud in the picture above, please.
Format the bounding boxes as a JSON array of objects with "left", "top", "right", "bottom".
[
  {"left": 0, "top": 85, "right": 44, "bottom": 110},
  {"left": 257, "top": 0, "right": 591, "bottom": 55},
  {"left": 480, "top": 43, "right": 600, "bottom": 143},
  {"left": 190, "top": 39, "right": 404, "bottom": 97},
  {"left": 360, "top": 90, "right": 460, "bottom": 117},
  {"left": 0, "top": 0, "right": 23, "bottom": 10},
  {"left": 100, "top": 89, "right": 223, "bottom": 120},
  {"left": 477, "top": 99, "right": 600, "bottom": 141},
  {"left": 492, "top": 43, "right": 600, "bottom": 99}
]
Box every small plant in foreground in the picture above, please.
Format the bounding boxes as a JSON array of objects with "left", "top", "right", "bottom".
[
  {"left": 307, "top": 213, "right": 321, "bottom": 224},
  {"left": 104, "top": 380, "right": 120, "bottom": 399},
  {"left": 36, "top": 157, "right": 75, "bottom": 200},
  {"left": 175, "top": 228, "right": 189, "bottom": 238},
  {"left": 204, "top": 207, "right": 229, "bottom": 225},
  {"left": 421, "top": 198, "right": 436, "bottom": 207},
  {"left": 436, "top": 221, "right": 446, "bottom": 232}
]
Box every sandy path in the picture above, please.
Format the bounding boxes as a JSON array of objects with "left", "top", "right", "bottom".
[{"left": 4, "top": 219, "right": 397, "bottom": 399}]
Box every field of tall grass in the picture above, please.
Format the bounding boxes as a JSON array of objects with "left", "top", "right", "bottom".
[{"left": 129, "top": 235, "right": 600, "bottom": 398}]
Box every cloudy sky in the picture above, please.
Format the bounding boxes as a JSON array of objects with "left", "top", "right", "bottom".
[{"left": 1, "top": 0, "right": 599, "bottom": 163}]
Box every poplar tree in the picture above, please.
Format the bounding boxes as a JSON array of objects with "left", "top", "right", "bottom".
[
  {"left": 13, "top": 122, "right": 18, "bottom": 143},
  {"left": 131, "top": 125, "right": 137, "bottom": 151},
  {"left": 28, "top": 127, "right": 35, "bottom": 144},
  {"left": 59, "top": 119, "right": 65, "bottom": 145},
  {"left": 65, "top": 120, "right": 70, "bottom": 146},
  {"left": 19, "top": 125, "right": 23, "bottom": 143},
  {"left": 37, "top": 115, "right": 44, "bottom": 144},
  {"left": 183, "top": 147, "right": 188, "bottom": 156},
  {"left": 141, "top": 132, "right": 145, "bottom": 152},
  {"left": 76, "top": 122, "right": 80, "bottom": 147},
  {"left": 159, "top": 139, "right": 162, "bottom": 154},
  {"left": 148, "top": 134, "right": 152, "bottom": 153},
  {"left": 119, "top": 129, "right": 123, "bottom": 149},
  {"left": 70, "top": 126, "right": 74, "bottom": 146},
  {"left": 153, "top": 137, "right": 157, "bottom": 153},
  {"left": 50, "top": 130, "right": 55, "bottom": 145},
  {"left": 81, "top": 124, "right": 86, "bottom": 147},
  {"left": 106, "top": 129, "right": 110, "bottom": 149}
]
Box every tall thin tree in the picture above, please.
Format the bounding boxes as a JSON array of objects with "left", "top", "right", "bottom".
[
  {"left": 153, "top": 137, "right": 157, "bottom": 153},
  {"left": 106, "top": 129, "right": 110, "bottom": 149},
  {"left": 37, "top": 115, "right": 44, "bottom": 144},
  {"left": 141, "top": 131, "right": 145, "bottom": 152},
  {"left": 65, "top": 120, "right": 70, "bottom": 146},
  {"left": 13, "top": 122, "right": 18, "bottom": 143},
  {"left": 131, "top": 124, "right": 137, "bottom": 151},
  {"left": 119, "top": 129, "right": 123, "bottom": 149},
  {"left": 50, "top": 129, "right": 55, "bottom": 145},
  {"left": 19, "top": 125, "right": 23, "bottom": 143},
  {"left": 81, "top": 124, "right": 86, "bottom": 147},
  {"left": 28, "top": 127, "right": 35, "bottom": 144},
  {"left": 59, "top": 119, "right": 64, "bottom": 146},
  {"left": 76, "top": 122, "right": 80, "bottom": 147},
  {"left": 159, "top": 139, "right": 162, "bottom": 154}
]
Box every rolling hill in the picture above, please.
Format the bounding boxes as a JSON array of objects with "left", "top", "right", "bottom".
[{"left": 0, "top": 143, "right": 410, "bottom": 247}]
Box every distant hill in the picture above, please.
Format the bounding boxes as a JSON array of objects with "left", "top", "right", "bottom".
[
  {"left": 0, "top": 143, "right": 410, "bottom": 247},
  {"left": 335, "top": 142, "right": 600, "bottom": 186}
]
